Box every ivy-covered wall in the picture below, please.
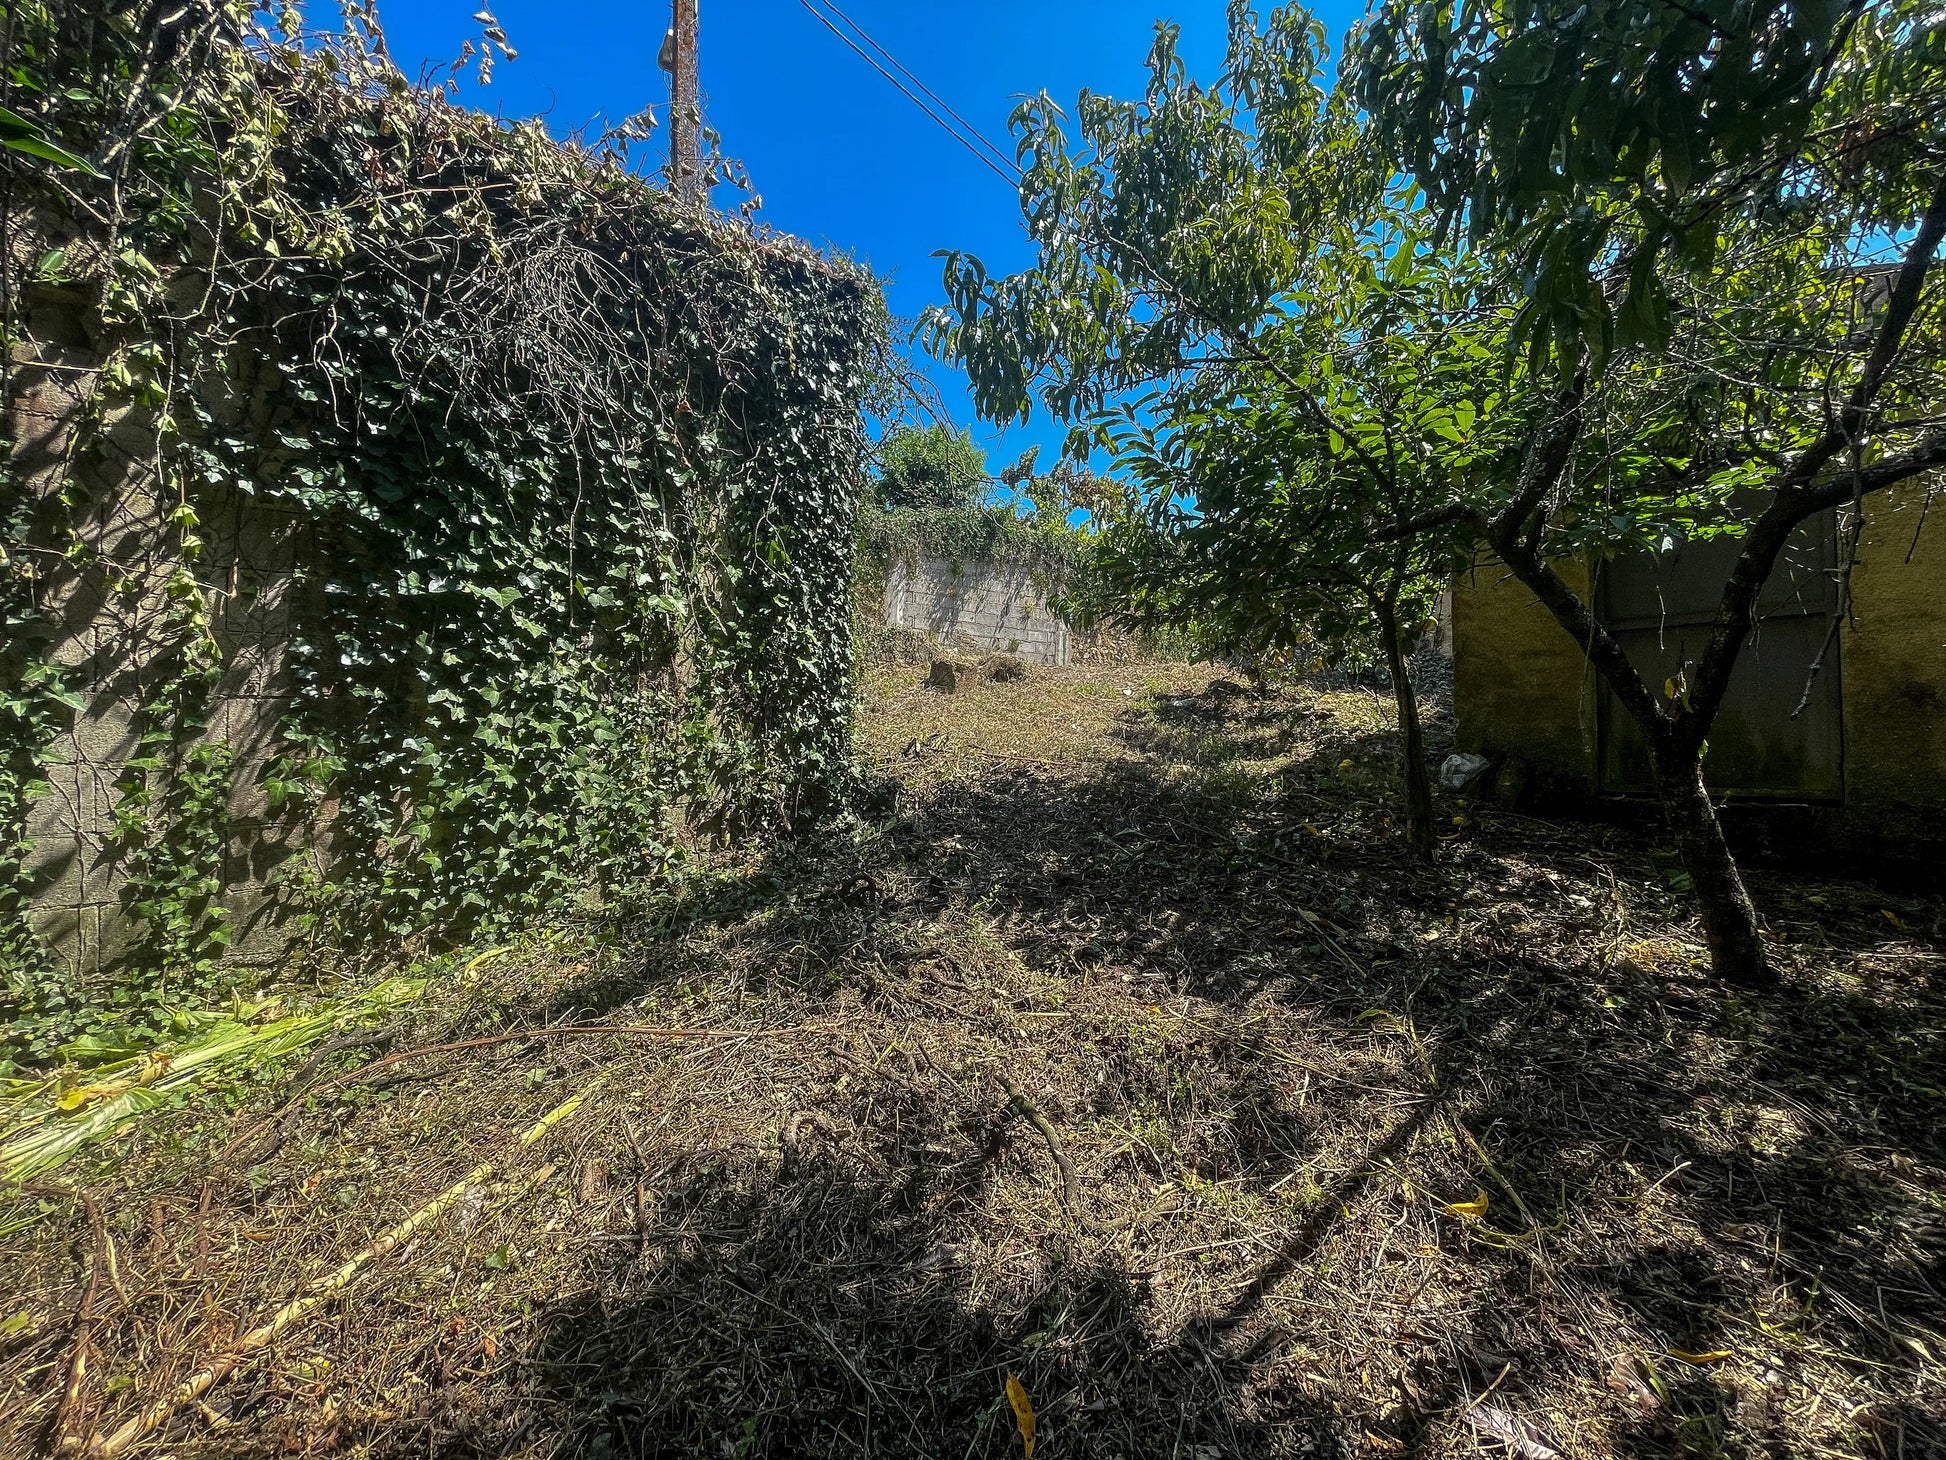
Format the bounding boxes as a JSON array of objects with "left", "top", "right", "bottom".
[{"left": 1, "top": 2, "right": 883, "bottom": 1056}]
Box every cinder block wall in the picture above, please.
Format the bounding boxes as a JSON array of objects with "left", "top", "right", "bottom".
[
  {"left": 884, "top": 555, "right": 1070, "bottom": 666},
  {"left": 1451, "top": 486, "right": 1946, "bottom": 859},
  {"left": 12, "top": 282, "right": 317, "bottom": 979}
]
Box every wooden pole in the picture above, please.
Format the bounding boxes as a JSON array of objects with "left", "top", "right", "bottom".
[{"left": 665, "top": 0, "right": 700, "bottom": 201}]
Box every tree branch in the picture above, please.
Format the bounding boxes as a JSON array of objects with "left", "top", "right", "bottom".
[
  {"left": 1369, "top": 499, "right": 1481, "bottom": 543},
  {"left": 1488, "top": 375, "right": 1586, "bottom": 547},
  {"left": 1799, "top": 428, "right": 1946, "bottom": 512},
  {"left": 1489, "top": 535, "right": 1669, "bottom": 735},
  {"left": 1779, "top": 170, "right": 1946, "bottom": 491},
  {"left": 1475, "top": 371, "right": 1671, "bottom": 738},
  {"left": 1682, "top": 179, "right": 1946, "bottom": 742}
]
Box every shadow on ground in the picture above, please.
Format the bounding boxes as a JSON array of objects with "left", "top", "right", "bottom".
[
  {"left": 18, "top": 676, "right": 1936, "bottom": 1460},
  {"left": 411, "top": 679, "right": 1942, "bottom": 1458}
]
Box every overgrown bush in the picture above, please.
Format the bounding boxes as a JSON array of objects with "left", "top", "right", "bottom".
[{"left": 874, "top": 424, "right": 989, "bottom": 509}]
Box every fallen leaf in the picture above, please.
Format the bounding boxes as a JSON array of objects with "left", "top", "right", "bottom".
[
  {"left": 1443, "top": 1190, "right": 1490, "bottom": 1219},
  {"left": 1668, "top": 1348, "right": 1733, "bottom": 1366},
  {"left": 1466, "top": 1404, "right": 1560, "bottom": 1459},
  {"left": 1006, "top": 1373, "right": 1036, "bottom": 1458},
  {"left": 1606, "top": 1354, "right": 1661, "bottom": 1410}
]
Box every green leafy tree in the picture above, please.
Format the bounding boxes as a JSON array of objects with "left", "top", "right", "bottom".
[
  {"left": 935, "top": 0, "right": 1945, "bottom": 986},
  {"left": 929, "top": 6, "right": 1511, "bottom": 861},
  {"left": 1085, "top": 221, "right": 1525, "bottom": 860},
  {"left": 875, "top": 423, "right": 991, "bottom": 509},
  {"left": 1354, "top": 0, "right": 1946, "bottom": 984}
]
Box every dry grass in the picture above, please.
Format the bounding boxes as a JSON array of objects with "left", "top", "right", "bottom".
[{"left": 1, "top": 660, "right": 1940, "bottom": 1459}]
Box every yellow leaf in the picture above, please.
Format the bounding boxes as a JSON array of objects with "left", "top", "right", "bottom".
[
  {"left": 1005, "top": 1373, "right": 1037, "bottom": 1458},
  {"left": 465, "top": 946, "right": 512, "bottom": 976},
  {"left": 1668, "top": 1348, "right": 1733, "bottom": 1366},
  {"left": 1442, "top": 1190, "right": 1489, "bottom": 1219},
  {"left": 53, "top": 1082, "right": 127, "bottom": 1111},
  {"left": 1881, "top": 909, "right": 1905, "bottom": 929}
]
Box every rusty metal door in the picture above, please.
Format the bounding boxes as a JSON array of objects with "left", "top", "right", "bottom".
[{"left": 1597, "top": 510, "right": 1845, "bottom": 799}]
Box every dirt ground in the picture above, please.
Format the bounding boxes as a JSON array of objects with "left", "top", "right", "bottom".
[{"left": 2, "top": 661, "right": 1942, "bottom": 1459}]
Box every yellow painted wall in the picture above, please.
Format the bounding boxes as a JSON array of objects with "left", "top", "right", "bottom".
[
  {"left": 1452, "top": 485, "right": 1946, "bottom": 856},
  {"left": 1842, "top": 480, "right": 1946, "bottom": 849},
  {"left": 1451, "top": 555, "right": 1601, "bottom": 800}
]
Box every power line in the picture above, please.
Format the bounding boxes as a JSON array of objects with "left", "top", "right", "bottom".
[
  {"left": 792, "top": 0, "right": 1022, "bottom": 188},
  {"left": 808, "top": 0, "right": 1020, "bottom": 179}
]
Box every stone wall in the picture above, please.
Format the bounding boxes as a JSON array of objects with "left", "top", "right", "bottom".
[
  {"left": 883, "top": 554, "right": 1071, "bottom": 666},
  {"left": 1451, "top": 485, "right": 1946, "bottom": 860}
]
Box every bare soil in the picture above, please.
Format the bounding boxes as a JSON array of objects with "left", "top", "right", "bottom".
[{"left": 2, "top": 662, "right": 1941, "bottom": 1459}]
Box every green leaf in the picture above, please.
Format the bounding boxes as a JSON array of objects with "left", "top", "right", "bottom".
[{"left": 0, "top": 107, "right": 102, "bottom": 175}]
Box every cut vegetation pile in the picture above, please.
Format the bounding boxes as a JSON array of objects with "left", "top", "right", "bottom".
[{"left": 0, "top": 664, "right": 1939, "bottom": 1458}]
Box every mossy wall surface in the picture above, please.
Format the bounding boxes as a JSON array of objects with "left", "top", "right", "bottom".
[
  {"left": 1450, "top": 556, "right": 1600, "bottom": 801},
  {"left": 1841, "top": 482, "right": 1946, "bottom": 851}
]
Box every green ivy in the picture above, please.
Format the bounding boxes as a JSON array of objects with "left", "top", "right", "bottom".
[
  {"left": 860, "top": 505, "right": 1082, "bottom": 579},
  {"left": 0, "top": 0, "right": 884, "bottom": 1056}
]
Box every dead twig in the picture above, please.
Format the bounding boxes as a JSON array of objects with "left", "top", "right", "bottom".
[
  {"left": 226, "top": 1021, "right": 831, "bottom": 1160},
  {"left": 997, "top": 1073, "right": 1099, "bottom": 1232},
  {"left": 21, "top": 1184, "right": 106, "bottom": 1456},
  {"left": 79, "top": 1087, "right": 598, "bottom": 1460},
  {"left": 282, "top": 1028, "right": 396, "bottom": 1094},
  {"left": 1454, "top": 1121, "right": 1539, "bottom": 1232},
  {"left": 621, "top": 1117, "right": 652, "bottom": 1260},
  {"left": 779, "top": 1111, "right": 837, "bottom": 1177}
]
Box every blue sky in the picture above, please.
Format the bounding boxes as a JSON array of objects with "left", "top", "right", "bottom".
[{"left": 371, "top": 0, "right": 1367, "bottom": 473}]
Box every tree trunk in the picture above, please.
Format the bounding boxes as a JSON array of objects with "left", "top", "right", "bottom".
[
  {"left": 1483, "top": 530, "right": 1782, "bottom": 989},
  {"left": 1377, "top": 601, "right": 1435, "bottom": 861},
  {"left": 1653, "top": 742, "right": 1773, "bottom": 989}
]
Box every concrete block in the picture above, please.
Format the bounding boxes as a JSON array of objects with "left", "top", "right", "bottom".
[
  {"left": 70, "top": 696, "right": 141, "bottom": 774},
  {"left": 26, "top": 900, "right": 87, "bottom": 980},
  {"left": 23, "top": 761, "right": 89, "bottom": 848},
  {"left": 94, "top": 900, "right": 139, "bottom": 977}
]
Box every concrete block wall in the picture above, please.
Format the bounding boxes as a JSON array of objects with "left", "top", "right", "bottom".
[
  {"left": 10, "top": 282, "right": 317, "bottom": 984},
  {"left": 884, "top": 554, "right": 1070, "bottom": 666}
]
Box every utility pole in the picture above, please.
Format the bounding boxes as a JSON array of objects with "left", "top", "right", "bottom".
[{"left": 658, "top": 0, "right": 701, "bottom": 202}]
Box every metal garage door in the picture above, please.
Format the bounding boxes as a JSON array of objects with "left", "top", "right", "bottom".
[{"left": 1597, "top": 511, "right": 1844, "bottom": 800}]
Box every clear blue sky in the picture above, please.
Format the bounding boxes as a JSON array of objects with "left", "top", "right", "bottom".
[{"left": 369, "top": 0, "right": 1367, "bottom": 473}]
